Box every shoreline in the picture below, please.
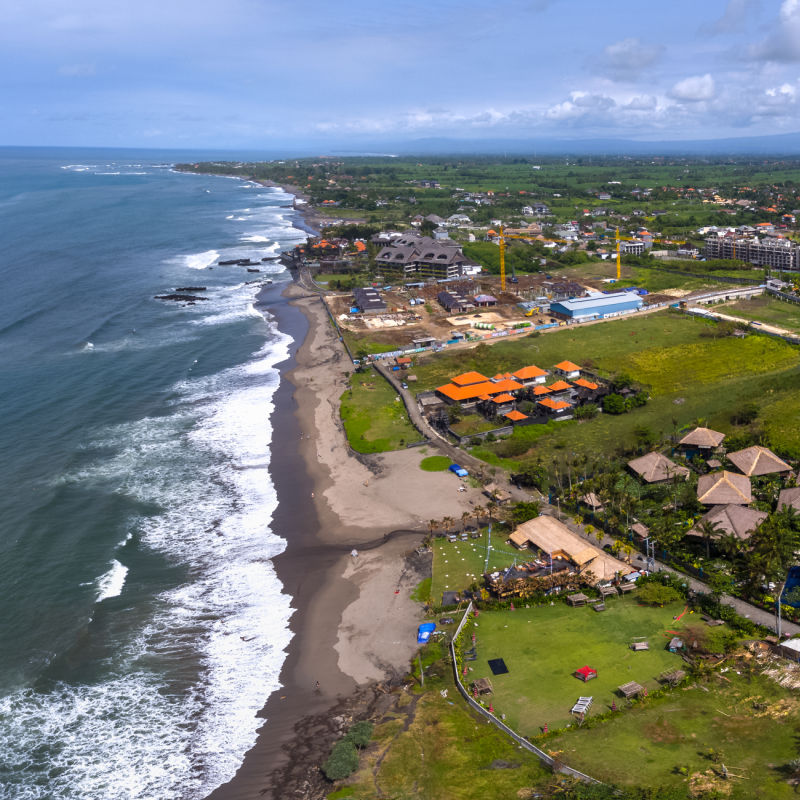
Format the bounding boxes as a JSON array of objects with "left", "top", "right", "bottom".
[{"left": 207, "top": 225, "right": 485, "bottom": 797}]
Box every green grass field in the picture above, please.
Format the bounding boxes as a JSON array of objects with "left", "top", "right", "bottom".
[
  {"left": 412, "top": 312, "right": 800, "bottom": 464},
  {"left": 431, "top": 532, "right": 521, "bottom": 605},
  {"left": 465, "top": 599, "right": 689, "bottom": 734},
  {"left": 548, "top": 670, "right": 800, "bottom": 799},
  {"left": 339, "top": 370, "right": 420, "bottom": 453},
  {"left": 337, "top": 648, "right": 552, "bottom": 800},
  {"left": 419, "top": 455, "right": 451, "bottom": 472},
  {"left": 724, "top": 294, "right": 800, "bottom": 332}
]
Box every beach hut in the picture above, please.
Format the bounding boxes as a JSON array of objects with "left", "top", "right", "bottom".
[
  {"left": 567, "top": 593, "right": 589, "bottom": 607},
  {"left": 574, "top": 665, "right": 597, "bottom": 682}
]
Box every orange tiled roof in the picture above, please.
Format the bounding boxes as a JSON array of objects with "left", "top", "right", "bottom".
[
  {"left": 354, "top": 241, "right": 366, "bottom": 251},
  {"left": 538, "top": 398, "right": 571, "bottom": 411},
  {"left": 574, "top": 378, "right": 598, "bottom": 390},
  {"left": 548, "top": 380, "right": 572, "bottom": 392},
  {"left": 491, "top": 393, "right": 515, "bottom": 404},
  {"left": 451, "top": 371, "right": 489, "bottom": 386},
  {"left": 555, "top": 360, "right": 581, "bottom": 372},
  {"left": 514, "top": 365, "right": 547, "bottom": 380},
  {"left": 436, "top": 379, "right": 522, "bottom": 402},
  {"left": 505, "top": 410, "right": 528, "bottom": 421},
  {"left": 533, "top": 385, "right": 552, "bottom": 396}
]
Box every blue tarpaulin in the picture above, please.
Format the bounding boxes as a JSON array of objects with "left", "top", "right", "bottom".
[{"left": 417, "top": 623, "right": 436, "bottom": 643}]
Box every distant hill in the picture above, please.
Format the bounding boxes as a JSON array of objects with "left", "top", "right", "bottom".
[{"left": 329, "top": 131, "right": 800, "bottom": 157}]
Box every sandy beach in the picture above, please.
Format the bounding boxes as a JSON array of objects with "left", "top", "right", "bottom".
[{"left": 207, "top": 267, "right": 482, "bottom": 799}]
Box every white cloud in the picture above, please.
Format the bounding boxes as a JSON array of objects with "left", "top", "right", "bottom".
[
  {"left": 669, "top": 74, "right": 716, "bottom": 102},
  {"left": 749, "top": 0, "right": 800, "bottom": 62},
  {"left": 597, "top": 38, "right": 664, "bottom": 82}
]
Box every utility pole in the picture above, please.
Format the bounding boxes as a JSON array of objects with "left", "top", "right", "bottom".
[{"left": 777, "top": 578, "right": 788, "bottom": 638}]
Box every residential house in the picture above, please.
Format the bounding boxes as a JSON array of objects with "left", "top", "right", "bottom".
[
  {"left": 513, "top": 365, "right": 548, "bottom": 386},
  {"left": 688, "top": 504, "right": 767, "bottom": 543},
  {"left": 726, "top": 446, "right": 792, "bottom": 477},
  {"left": 779, "top": 487, "right": 800, "bottom": 512},
  {"left": 627, "top": 452, "right": 690, "bottom": 484},
  {"left": 553, "top": 361, "right": 581, "bottom": 379},
  {"left": 537, "top": 397, "right": 573, "bottom": 420},
  {"left": 678, "top": 427, "right": 725, "bottom": 456},
  {"left": 697, "top": 471, "right": 752, "bottom": 505}
]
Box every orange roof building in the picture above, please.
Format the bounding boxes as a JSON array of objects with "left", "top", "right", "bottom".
[
  {"left": 554, "top": 360, "right": 581, "bottom": 375},
  {"left": 451, "top": 371, "right": 489, "bottom": 386},
  {"left": 538, "top": 398, "right": 571, "bottom": 411},
  {"left": 513, "top": 365, "right": 547, "bottom": 384},
  {"left": 504, "top": 410, "right": 528, "bottom": 422},
  {"left": 574, "top": 378, "right": 598, "bottom": 390},
  {"left": 548, "top": 380, "right": 572, "bottom": 392},
  {"left": 532, "top": 385, "right": 552, "bottom": 396},
  {"left": 436, "top": 378, "right": 523, "bottom": 403},
  {"left": 491, "top": 393, "right": 515, "bottom": 404}
]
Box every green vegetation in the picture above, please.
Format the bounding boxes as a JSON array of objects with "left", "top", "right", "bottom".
[
  {"left": 340, "top": 370, "right": 419, "bottom": 453},
  {"left": 431, "top": 532, "right": 521, "bottom": 605},
  {"left": 548, "top": 671, "right": 800, "bottom": 798},
  {"left": 337, "top": 654, "right": 551, "bottom": 800},
  {"left": 449, "top": 415, "right": 499, "bottom": 437},
  {"left": 724, "top": 294, "right": 800, "bottom": 332},
  {"left": 410, "top": 577, "right": 432, "bottom": 603},
  {"left": 465, "top": 599, "right": 690, "bottom": 734},
  {"left": 412, "top": 312, "right": 800, "bottom": 466},
  {"left": 419, "top": 455, "right": 451, "bottom": 472}
]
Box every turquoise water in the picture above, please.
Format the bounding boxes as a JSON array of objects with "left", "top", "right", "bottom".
[{"left": 0, "top": 148, "right": 304, "bottom": 799}]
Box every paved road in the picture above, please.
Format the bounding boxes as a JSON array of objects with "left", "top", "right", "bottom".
[{"left": 372, "top": 361, "right": 534, "bottom": 505}]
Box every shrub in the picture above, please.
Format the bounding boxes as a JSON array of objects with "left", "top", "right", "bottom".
[
  {"left": 322, "top": 740, "right": 359, "bottom": 781},
  {"left": 345, "top": 721, "right": 374, "bottom": 748},
  {"left": 637, "top": 582, "right": 683, "bottom": 606},
  {"left": 603, "top": 393, "right": 627, "bottom": 415}
]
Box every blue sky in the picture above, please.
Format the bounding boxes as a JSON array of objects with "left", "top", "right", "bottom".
[{"left": 3, "top": 0, "right": 800, "bottom": 148}]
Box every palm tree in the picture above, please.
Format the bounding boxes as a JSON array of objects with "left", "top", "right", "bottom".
[
  {"left": 442, "top": 516, "right": 454, "bottom": 537},
  {"left": 473, "top": 505, "right": 484, "bottom": 531},
  {"left": 695, "top": 519, "right": 723, "bottom": 561},
  {"left": 461, "top": 511, "right": 471, "bottom": 533},
  {"left": 486, "top": 500, "right": 498, "bottom": 526}
]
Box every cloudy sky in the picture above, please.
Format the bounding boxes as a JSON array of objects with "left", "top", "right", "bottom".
[{"left": 3, "top": 0, "right": 800, "bottom": 148}]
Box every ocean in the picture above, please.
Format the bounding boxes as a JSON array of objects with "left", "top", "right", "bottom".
[{"left": 0, "top": 148, "right": 306, "bottom": 799}]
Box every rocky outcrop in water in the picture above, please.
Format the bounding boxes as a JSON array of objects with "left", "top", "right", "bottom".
[{"left": 154, "top": 294, "right": 208, "bottom": 303}]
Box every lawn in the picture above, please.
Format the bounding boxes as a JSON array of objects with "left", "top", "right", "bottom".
[
  {"left": 431, "top": 531, "right": 521, "bottom": 605},
  {"left": 419, "top": 455, "right": 451, "bottom": 472},
  {"left": 547, "top": 670, "right": 800, "bottom": 799},
  {"left": 723, "top": 294, "right": 800, "bottom": 333},
  {"left": 339, "top": 369, "right": 421, "bottom": 453},
  {"left": 464, "top": 598, "right": 689, "bottom": 735}
]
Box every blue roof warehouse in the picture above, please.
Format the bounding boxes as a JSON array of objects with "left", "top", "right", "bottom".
[{"left": 550, "top": 291, "right": 643, "bottom": 322}]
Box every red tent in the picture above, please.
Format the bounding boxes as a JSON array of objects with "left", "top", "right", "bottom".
[{"left": 575, "top": 665, "right": 597, "bottom": 682}]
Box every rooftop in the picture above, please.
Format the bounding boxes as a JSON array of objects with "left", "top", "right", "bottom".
[
  {"left": 697, "top": 470, "right": 752, "bottom": 505},
  {"left": 678, "top": 427, "right": 725, "bottom": 449},
  {"left": 627, "top": 452, "right": 690, "bottom": 484},
  {"left": 727, "top": 445, "right": 791, "bottom": 477}
]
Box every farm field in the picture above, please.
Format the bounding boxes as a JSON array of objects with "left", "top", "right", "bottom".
[
  {"left": 339, "top": 369, "right": 420, "bottom": 453},
  {"left": 548, "top": 669, "right": 800, "bottom": 799},
  {"left": 463, "top": 598, "right": 689, "bottom": 734},
  {"left": 723, "top": 294, "right": 800, "bottom": 333}
]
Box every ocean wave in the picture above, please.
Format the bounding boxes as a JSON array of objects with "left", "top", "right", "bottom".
[
  {"left": 39, "top": 322, "right": 295, "bottom": 798},
  {"left": 180, "top": 250, "right": 220, "bottom": 270},
  {"left": 96, "top": 560, "right": 128, "bottom": 602}
]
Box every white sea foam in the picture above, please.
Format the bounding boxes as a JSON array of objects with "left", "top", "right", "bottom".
[
  {"left": 37, "top": 290, "right": 296, "bottom": 799},
  {"left": 240, "top": 234, "right": 270, "bottom": 243},
  {"left": 96, "top": 560, "right": 128, "bottom": 602},
  {"left": 182, "top": 250, "right": 220, "bottom": 270}
]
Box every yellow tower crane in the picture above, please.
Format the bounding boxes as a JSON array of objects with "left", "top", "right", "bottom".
[{"left": 497, "top": 225, "right": 571, "bottom": 292}]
